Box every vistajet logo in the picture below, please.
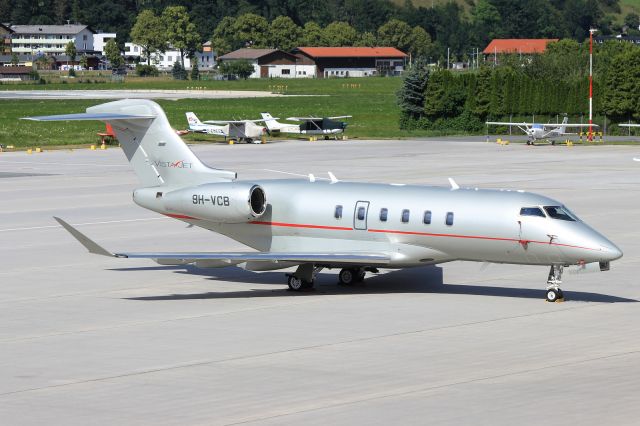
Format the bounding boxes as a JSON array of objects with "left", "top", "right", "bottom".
[{"left": 147, "top": 159, "right": 193, "bottom": 169}]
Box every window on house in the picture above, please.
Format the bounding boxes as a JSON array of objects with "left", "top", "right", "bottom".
[
  {"left": 402, "top": 209, "right": 410, "bottom": 223},
  {"left": 446, "top": 212, "right": 454, "bottom": 226},
  {"left": 281, "top": 68, "right": 290, "bottom": 75},
  {"left": 335, "top": 205, "right": 343, "bottom": 219},
  {"left": 423, "top": 210, "right": 432, "bottom": 224}
]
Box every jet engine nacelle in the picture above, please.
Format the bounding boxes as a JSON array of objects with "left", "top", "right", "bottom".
[{"left": 163, "top": 182, "right": 267, "bottom": 223}]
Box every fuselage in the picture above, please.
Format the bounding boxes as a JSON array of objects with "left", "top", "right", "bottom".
[{"left": 137, "top": 180, "right": 622, "bottom": 268}]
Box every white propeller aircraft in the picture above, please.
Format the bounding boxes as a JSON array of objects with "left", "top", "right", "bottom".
[
  {"left": 486, "top": 116, "right": 598, "bottom": 145},
  {"left": 25, "top": 100, "right": 622, "bottom": 302},
  {"left": 261, "top": 113, "right": 351, "bottom": 139},
  {"left": 186, "top": 112, "right": 266, "bottom": 144}
]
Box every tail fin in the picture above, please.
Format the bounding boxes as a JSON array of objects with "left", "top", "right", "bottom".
[
  {"left": 559, "top": 116, "right": 569, "bottom": 134},
  {"left": 186, "top": 112, "right": 202, "bottom": 127},
  {"left": 261, "top": 112, "right": 282, "bottom": 132},
  {"left": 24, "top": 99, "right": 236, "bottom": 187}
]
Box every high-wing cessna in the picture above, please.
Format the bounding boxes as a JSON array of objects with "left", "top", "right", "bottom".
[
  {"left": 486, "top": 116, "right": 598, "bottom": 145},
  {"left": 186, "top": 112, "right": 266, "bottom": 144},
  {"left": 261, "top": 113, "right": 351, "bottom": 139},
  {"left": 25, "top": 100, "right": 622, "bottom": 302}
]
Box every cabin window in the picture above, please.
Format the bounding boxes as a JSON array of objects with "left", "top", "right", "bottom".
[
  {"left": 423, "top": 210, "right": 432, "bottom": 224},
  {"left": 357, "top": 206, "right": 365, "bottom": 220},
  {"left": 334, "top": 205, "right": 343, "bottom": 219},
  {"left": 380, "top": 208, "right": 388, "bottom": 221},
  {"left": 544, "top": 206, "right": 578, "bottom": 222},
  {"left": 446, "top": 212, "right": 454, "bottom": 226},
  {"left": 401, "top": 209, "right": 410, "bottom": 223},
  {"left": 520, "top": 207, "right": 545, "bottom": 217}
]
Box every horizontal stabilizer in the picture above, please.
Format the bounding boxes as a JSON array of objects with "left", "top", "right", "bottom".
[
  {"left": 22, "top": 112, "right": 156, "bottom": 121},
  {"left": 55, "top": 216, "right": 390, "bottom": 267}
]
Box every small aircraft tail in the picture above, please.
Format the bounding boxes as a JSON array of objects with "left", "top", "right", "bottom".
[
  {"left": 558, "top": 116, "right": 569, "bottom": 134},
  {"left": 24, "top": 99, "right": 236, "bottom": 188},
  {"left": 186, "top": 112, "right": 203, "bottom": 128},
  {"left": 260, "top": 112, "right": 283, "bottom": 132}
]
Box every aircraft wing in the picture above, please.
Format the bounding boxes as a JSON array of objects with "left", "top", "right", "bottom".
[
  {"left": 545, "top": 123, "right": 599, "bottom": 128},
  {"left": 327, "top": 115, "right": 352, "bottom": 120},
  {"left": 485, "top": 121, "right": 531, "bottom": 126},
  {"left": 619, "top": 124, "right": 640, "bottom": 127},
  {"left": 55, "top": 217, "right": 390, "bottom": 266},
  {"left": 203, "top": 119, "right": 265, "bottom": 124}
]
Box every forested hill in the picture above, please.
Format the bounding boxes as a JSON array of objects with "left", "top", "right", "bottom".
[{"left": 1, "top": 0, "right": 635, "bottom": 56}]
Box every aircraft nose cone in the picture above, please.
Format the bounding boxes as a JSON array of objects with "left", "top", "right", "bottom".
[{"left": 602, "top": 243, "right": 623, "bottom": 261}]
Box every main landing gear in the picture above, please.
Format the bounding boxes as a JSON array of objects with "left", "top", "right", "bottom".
[
  {"left": 285, "top": 266, "right": 370, "bottom": 291},
  {"left": 545, "top": 264, "right": 565, "bottom": 302}
]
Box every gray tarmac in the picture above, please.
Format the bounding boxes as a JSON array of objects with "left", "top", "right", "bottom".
[
  {"left": 1, "top": 138, "right": 639, "bottom": 425},
  {"left": 0, "top": 89, "right": 287, "bottom": 100}
]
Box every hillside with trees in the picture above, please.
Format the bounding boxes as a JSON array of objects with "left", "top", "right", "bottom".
[{"left": 2, "top": 0, "right": 637, "bottom": 60}]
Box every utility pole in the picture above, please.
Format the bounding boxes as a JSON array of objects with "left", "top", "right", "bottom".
[
  {"left": 447, "top": 47, "right": 450, "bottom": 70},
  {"left": 588, "top": 28, "right": 597, "bottom": 142}
]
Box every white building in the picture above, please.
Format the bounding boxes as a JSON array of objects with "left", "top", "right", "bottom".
[
  {"left": 93, "top": 33, "right": 116, "bottom": 55},
  {"left": 10, "top": 24, "right": 95, "bottom": 56},
  {"left": 218, "top": 48, "right": 314, "bottom": 78},
  {"left": 124, "top": 42, "right": 215, "bottom": 70}
]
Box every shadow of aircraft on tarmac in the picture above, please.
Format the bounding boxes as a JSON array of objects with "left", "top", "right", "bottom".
[{"left": 111, "top": 265, "right": 638, "bottom": 304}]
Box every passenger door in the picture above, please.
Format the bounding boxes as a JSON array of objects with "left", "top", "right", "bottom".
[{"left": 354, "top": 201, "right": 370, "bottom": 230}]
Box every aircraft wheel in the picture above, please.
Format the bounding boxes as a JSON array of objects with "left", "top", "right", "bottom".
[
  {"left": 526, "top": 140, "right": 531, "bottom": 146},
  {"left": 546, "top": 288, "right": 563, "bottom": 302},
  {"left": 324, "top": 135, "right": 330, "bottom": 140},
  {"left": 551, "top": 140, "right": 556, "bottom": 146},
  {"left": 245, "top": 138, "right": 253, "bottom": 144},
  {"left": 338, "top": 268, "right": 358, "bottom": 285},
  {"left": 288, "top": 275, "right": 313, "bottom": 291},
  {"left": 355, "top": 269, "right": 366, "bottom": 282}
]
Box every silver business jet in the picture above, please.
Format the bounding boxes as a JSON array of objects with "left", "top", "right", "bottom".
[{"left": 25, "top": 100, "right": 622, "bottom": 302}]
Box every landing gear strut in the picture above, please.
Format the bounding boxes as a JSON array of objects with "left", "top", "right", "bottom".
[
  {"left": 286, "top": 265, "right": 323, "bottom": 292},
  {"left": 545, "top": 264, "right": 565, "bottom": 302},
  {"left": 338, "top": 268, "right": 365, "bottom": 285}
]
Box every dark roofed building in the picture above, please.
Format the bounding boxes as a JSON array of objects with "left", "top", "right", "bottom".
[
  {"left": 218, "top": 48, "right": 303, "bottom": 78},
  {"left": 293, "top": 47, "right": 408, "bottom": 78},
  {"left": 1, "top": 23, "right": 13, "bottom": 55},
  {"left": 0, "top": 66, "right": 33, "bottom": 81}
]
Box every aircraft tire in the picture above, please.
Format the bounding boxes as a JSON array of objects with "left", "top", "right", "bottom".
[
  {"left": 287, "top": 275, "right": 313, "bottom": 291},
  {"left": 245, "top": 138, "right": 253, "bottom": 144},
  {"left": 546, "top": 288, "right": 562, "bottom": 302},
  {"left": 355, "top": 269, "right": 366, "bottom": 282},
  {"left": 338, "top": 268, "right": 355, "bottom": 285}
]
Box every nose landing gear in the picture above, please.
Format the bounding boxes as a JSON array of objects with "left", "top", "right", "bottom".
[{"left": 546, "top": 264, "right": 565, "bottom": 302}]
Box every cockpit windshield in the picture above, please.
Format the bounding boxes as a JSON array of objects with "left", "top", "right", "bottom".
[
  {"left": 520, "top": 207, "right": 545, "bottom": 217},
  {"left": 544, "top": 206, "right": 579, "bottom": 221}
]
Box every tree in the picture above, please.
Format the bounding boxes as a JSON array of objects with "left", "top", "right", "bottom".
[
  {"left": 79, "top": 54, "right": 88, "bottom": 70},
  {"left": 300, "top": 21, "right": 326, "bottom": 46},
  {"left": 190, "top": 56, "right": 200, "bottom": 80},
  {"left": 410, "top": 26, "right": 432, "bottom": 60},
  {"left": 10, "top": 53, "right": 19, "bottom": 66},
  {"left": 65, "top": 41, "right": 77, "bottom": 76},
  {"left": 625, "top": 13, "right": 640, "bottom": 30},
  {"left": 377, "top": 19, "right": 413, "bottom": 52},
  {"left": 233, "top": 13, "right": 270, "bottom": 48},
  {"left": 131, "top": 9, "right": 167, "bottom": 65},
  {"left": 104, "top": 38, "right": 124, "bottom": 69},
  {"left": 162, "top": 6, "right": 201, "bottom": 68},
  {"left": 356, "top": 32, "right": 377, "bottom": 47},
  {"left": 212, "top": 16, "right": 237, "bottom": 56},
  {"left": 172, "top": 60, "right": 188, "bottom": 80},
  {"left": 219, "top": 60, "right": 255, "bottom": 79},
  {"left": 397, "top": 61, "right": 429, "bottom": 121},
  {"left": 269, "top": 16, "right": 302, "bottom": 51},
  {"left": 323, "top": 21, "right": 358, "bottom": 47}
]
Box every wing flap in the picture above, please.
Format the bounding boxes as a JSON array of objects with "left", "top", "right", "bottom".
[{"left": 55, "top": 217, "right": 390, "bottom": 266}]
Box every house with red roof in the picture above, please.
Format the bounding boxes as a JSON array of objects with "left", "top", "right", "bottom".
[
  {"left": 483, "top": 39, "right": 558, "bottom": 62},
  {"left": 293, "top": 47, "right": 407, "bottom": 78}
]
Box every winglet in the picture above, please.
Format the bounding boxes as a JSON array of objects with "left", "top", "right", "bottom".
[
  {"left": 448, "top": 177, "right": 459, "bottom": 190},
  {"left": 53, "top": 217, "right": 114, "bottom": 257},
  {"left": 328, "top": 171, "right": 339, "bottom": 184}
]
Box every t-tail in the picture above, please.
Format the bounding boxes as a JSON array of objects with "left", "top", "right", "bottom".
[{"left": 24, "top": 99, "right": 236, "bottom": 188}]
